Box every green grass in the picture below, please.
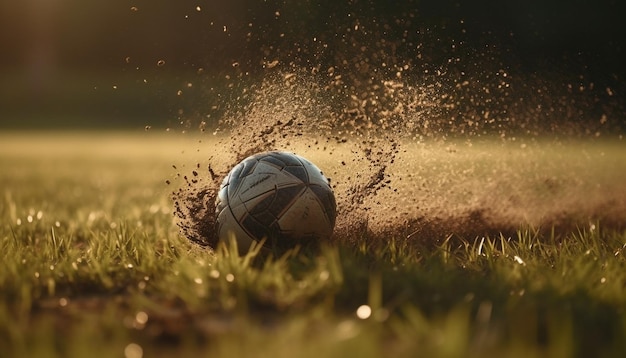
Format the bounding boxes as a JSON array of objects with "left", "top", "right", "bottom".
[{"left": 1, "top": 132, "right": 626, "bottom": 357}]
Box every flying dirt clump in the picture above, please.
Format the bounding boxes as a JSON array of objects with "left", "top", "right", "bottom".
[{"left": 172, "top": 163, "right": 221, "bottom": 248}]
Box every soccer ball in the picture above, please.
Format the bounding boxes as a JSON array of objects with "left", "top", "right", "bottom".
[{"left": 215, "top": 151, "right": 337, "bottom": 252}]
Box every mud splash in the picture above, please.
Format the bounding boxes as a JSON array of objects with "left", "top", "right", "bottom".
[
  {"left": 169, "top": 3, "right": 625, "bottom": 247},
  {"left": 172, "top": 70, "right": 625, "bottom": 248},
  {"left": 172, "top": 71, "right": 408, "bottom": 247}
]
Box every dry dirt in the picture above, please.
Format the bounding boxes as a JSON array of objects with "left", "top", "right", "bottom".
[
  {"left": 169, "top": 35, "right": 626, "bottom": 247},
  {"left": 172, "top": 71, "right": 626, "bottom": 247}
]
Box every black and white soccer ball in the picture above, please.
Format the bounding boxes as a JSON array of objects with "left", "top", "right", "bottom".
[{"left": 215, "top": 151, "right": 337, "bottom": 252}]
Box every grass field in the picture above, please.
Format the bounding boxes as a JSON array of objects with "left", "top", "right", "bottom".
[{"left": 1, "top": 131, "right": 626, "bottom": 357}]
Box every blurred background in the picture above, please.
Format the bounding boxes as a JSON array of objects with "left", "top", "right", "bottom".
[{"left": 1, "top": 0, "right": 624, "bottom": 131}]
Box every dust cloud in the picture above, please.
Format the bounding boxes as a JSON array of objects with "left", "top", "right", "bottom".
[{"left": 170, "top": 4, "right": 625, "bottom": 247}]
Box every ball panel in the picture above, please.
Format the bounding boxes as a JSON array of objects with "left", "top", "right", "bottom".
[
  {"left": 239, "top": 156, "right": 259, "bottom": 177},
  {"left": 241, "top": 213, "right": 272, "bottom": 242},
  {"left": 300, "top": 160, "right": 331, "bottom": 187},
  {"left": 243, "top": 184, "right": 306, "bottom": 240},
  {"left": 216, "top": 182, "right": 229, "bottom": 214},
  {"left": 259, "top": 152, "right": 311, "bottom": 183},
  {"left": 226, "top": 157, "right": 261, "bottom": 200},
  {"left": 265, "top": 184, "right": 306, "bottom": 217},
  {"left": 276, "top": 188, "right": 333, "bottom": 239},
  {"left": 216, "top": 203, "right": 256, "bottom": 250},
  {"left": 236, "top": 172, "right": 276, "bottom": 202},
  {"left": 225, "top": 162, "right": 244, "bottom": 199},
  {"left": 283, "top": 165, "right": 309, "bottom": 183},
  {"left": 241, "top": 189, "right": 276, "bottom": 215},
  {"left": 228, "top": 200, "right": 249, "bottom": 222},
  {"left": 257, "top": 154, "right": 286, "bottom": 169},
  {"left": 265, "top": 151, "right": 302, "bottom": 167},
  {"left": 308, "top": 184, "right": 337, "bottom": 226},
  {"left": 236, "top": 162, "right": 301, "bottom": 202}
]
